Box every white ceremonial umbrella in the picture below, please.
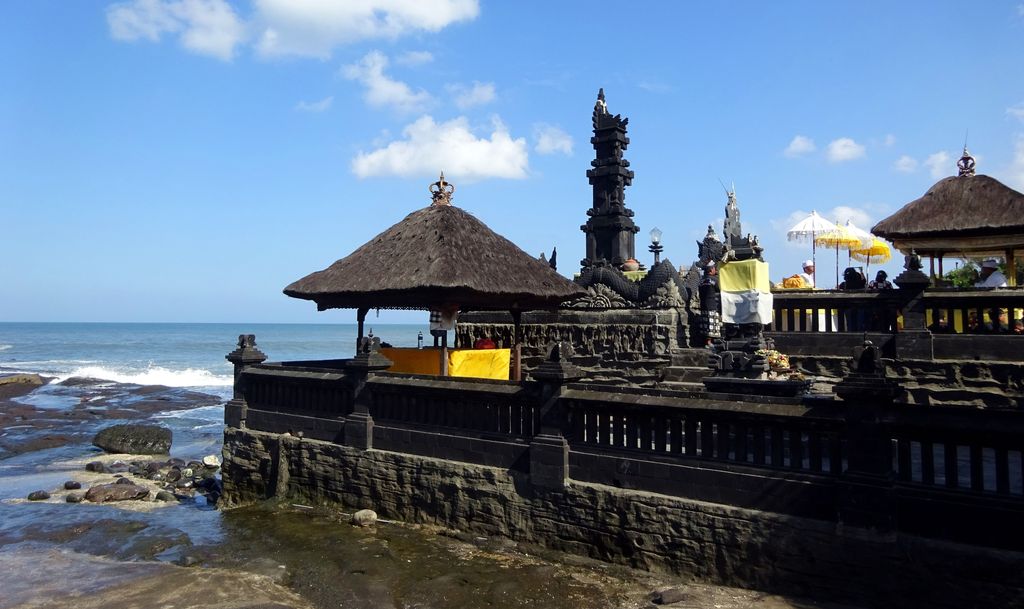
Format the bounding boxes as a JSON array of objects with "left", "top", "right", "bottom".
[{"left": 786, "top": 210, "right": 838, "bottom": 286}]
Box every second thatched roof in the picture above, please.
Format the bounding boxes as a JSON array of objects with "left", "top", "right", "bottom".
[
  {"left": 284, "top": 200, "right": 586, "bottom": 312},
  {"left": 872, "top": 172, "right": 1024, "bottom": 256}
]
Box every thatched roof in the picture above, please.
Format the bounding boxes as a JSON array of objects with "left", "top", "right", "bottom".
[
  {"left": 284, "top": 202, "right": 586, "bottom": 311},
  {"left": 872, "top": 174, "right": 1024, "bottom": 255}
]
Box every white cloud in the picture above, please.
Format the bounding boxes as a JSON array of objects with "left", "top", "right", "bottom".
[
  {"left": 1019, "top": 3, "right": 1024, "bottom": 16},
  {"left": 395, "top": 50, "right": 434, "bottom": 66},
  {"left": 1005, "top": 135, "right": 1024, "bottom": 191},
  {"left": 352, "top": 115, "right": 529, "bottom": 181},
  {"left": 446, "top": 81, "right": 496, "bottom": 109},
  {"left": 1007, "top": 103, "right": 1024, "bottom": 122},
  {"left": 829, "top": 205, "right": 874, "bottom": 229},
  {"left": 533, "top": 124, "right": 573, "bottom": 156},
  {"left": 826, "top": 138, "right": 866, "bottom": 163},
  {"left": 924, "top": 151, "right": 951, "bottom": 179},
  {"left": 783, "top": 135, "right": 815, "bottom": 158},
  {"left": 894, "top": 155, "right": 918, "bottom": 173},
  {"left": 295, "top": 96, "right": 333, "bottom": 112},
  {"left": 883, "top": 134, "right": 896, "bottom": 147},
  {"left": 342, "top": 51, "right": 432, "bottom": 114},
  {"left": 107, "top": 0, "right": 244, "bottom": 61},
  {"left": 254, "top": 0, "right": 479, "bottom": 58}
]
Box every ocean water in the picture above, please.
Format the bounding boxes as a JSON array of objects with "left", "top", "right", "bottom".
[{"left": 0, "top": 322, "right": 429, "bottom": 395}]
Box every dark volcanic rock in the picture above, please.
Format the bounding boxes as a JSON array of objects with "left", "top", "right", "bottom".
[
  {"left": 85, "top": 461, "right": 107, "bottom": 473},
  {"left": 115, "top": 477, "right": 134, "bottom": 485},
  {"left": 27, "top": 490, "right": 50, "bottom": 501},
  {"left": 92, "top": 424, "right": 172, "bottom": 455},
  {"left": 63, "top": 480, "right": 82, "bottom": 490},
  {"left": 66, "top": 493, "right": 83, "bottom": 503},
  {"left": 155, "top": 490, "right": 177, "bottom": 502},
  {"left": 85, "top": 482, "right": 150, "bottom": 503}
]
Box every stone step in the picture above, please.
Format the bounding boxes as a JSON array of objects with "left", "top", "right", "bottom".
[
  {"left": 662, "top": 366, "right": 709, "bottom": 383},
  {"left": 659, "top": 380, "right": 707, "bottom": 392},
  {"left": 670, "top": 348, "right": 710, "bottom": 368}
]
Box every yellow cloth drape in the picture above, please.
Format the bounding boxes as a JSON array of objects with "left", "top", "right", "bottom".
[
  {"left": 719, "top": 259, "right": 772, "bottom": 293},
  {"left": 378, "top": 347, "right": 511, "bottom": 380}
]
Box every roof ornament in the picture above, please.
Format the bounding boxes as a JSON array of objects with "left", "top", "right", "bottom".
[
  {"left": 957, "top": 146, "right": 976, "bottom": 177},
  {"left": 429, "top": 172, "right": 455, "bottom": 206}
]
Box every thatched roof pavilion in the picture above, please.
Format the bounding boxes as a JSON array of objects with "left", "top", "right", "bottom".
[
  {"left": 286, "top": 175, "right": 584, "bottom": 312},
  {"left": 285, "top": 174, "right": 586, "bottom": 375},
  {"left": 872, "top": 149, "right": 1024, "bottom": 283}
]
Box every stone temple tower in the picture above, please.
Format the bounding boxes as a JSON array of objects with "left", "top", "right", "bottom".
[{"left": 580, "top": 89, "right": 639, "bottom": 269}]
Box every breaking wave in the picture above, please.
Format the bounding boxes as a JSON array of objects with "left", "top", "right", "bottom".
[
  {"left": 0, "top": 344, "right": 11, "bottom": 351},
  {"left": 60, "top": 365, "right": 233, "bottom": 388}
]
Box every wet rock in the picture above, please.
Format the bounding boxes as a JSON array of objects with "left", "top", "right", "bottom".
[
  {"left": 155, "top": 490, "right": 177, "bottom": 502},
  {"left": 92, "top": 424, "right": 172, "bottom": 455},
  {"left": 85, "top": 461, "right": 107, "bottom": 473},
  {"left": 166, "top": 469, "right": 182, "bottom": 482},
  {"left": 85, "top": 482, "right": 150, "bottom": 503},
  {"left": 186, "top": 461, "right": 203, "bottom": 470},
  {"left": 202, "top": 455, "right": 221, "bottom": 468},
  {"left": 651, "top": 587, "right": 691, "bottom": 605},
  {"left": 27, "top": 490, "right": 50, "bottom": 501},
  {"left": 168, "top": 458, "right": 185, "bottom": 467},
  {"left": 148, "top": 472, "right": 165, "bottom": 482},
  {"left": 145, "top": 461, "right": 164, "bottom": 474},
  {"left": 115, "top": 477, "right": 135, "bottom": 485},
  {"left": 351, "top": 509, "right": 378, "bottom": 527},
  {"left": 66, "top": 493, "right": 83, "bottom": 503},
  {"left": 109, "top": 460, "right": 130, "bottom": 473},
  {"left": 181, "top": 468, "right": 194, "bottom": 478},
  {"left": 63, "top": 480, "right": 82, "bottom": 490}
]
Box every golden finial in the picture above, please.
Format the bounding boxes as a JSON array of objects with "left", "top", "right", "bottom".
[{"left": 429, "top": 171, "right": 455, "bottom": 206}]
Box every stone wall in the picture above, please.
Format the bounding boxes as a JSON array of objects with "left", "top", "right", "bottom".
[
  {"left": 455, "top": 309, "right": 685, "bottom": 387},
  {"left": 223, "top": 427, "right": 1024, "bottom": 609},
  {"left": 791, "top": 355, "right": 1024, "bottom": 408}
]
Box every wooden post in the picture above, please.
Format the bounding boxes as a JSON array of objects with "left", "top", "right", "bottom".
[
  {"left": 1006, "top": 249, "right": 1017, "bottom": 287},
  {"left": 511, "top": 310, "right": 522, "bottom": 382},
  {"left": 356, "top": 307, "right": 369, "bottom": 354}
]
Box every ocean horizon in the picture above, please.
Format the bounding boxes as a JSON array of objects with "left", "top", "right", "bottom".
[{"left": 0, "top": 321, "right": 432, "bottom": 393}]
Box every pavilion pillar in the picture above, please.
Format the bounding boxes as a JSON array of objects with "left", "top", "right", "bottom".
[
  {"left": 530, "top": 342, "right": 583, "bottom": 489},
  {"left": 1006, "top": 249, "right": 1017, "bottom": 287},
  {"left": 225, "top": 334, "right": 267, "bottom": 429},
  {"left": 355, "top": 307, "right": 369, "bottom": 354},
  {"left": 510, "top": 309, "right": 523, "bottom": 382}
]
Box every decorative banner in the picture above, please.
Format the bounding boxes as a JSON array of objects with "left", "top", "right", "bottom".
[{"left": 719, "top": 259, "right": 773, "bottom": 324}]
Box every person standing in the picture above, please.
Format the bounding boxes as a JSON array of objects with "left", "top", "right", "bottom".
[{"left": 975, "top": 259, "right": 1008, "bottom": 288}]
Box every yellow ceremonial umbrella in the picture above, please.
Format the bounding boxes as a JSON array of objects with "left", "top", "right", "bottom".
[
  {"left": 850, "top": 238, "right": 892, "bottom": 271},
  {"left": 815, "top": 222, "right": 866, "bottom": 287}
]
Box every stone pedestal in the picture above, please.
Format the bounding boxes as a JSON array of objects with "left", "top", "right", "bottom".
[
  {"left": 342, "top": 337, "right": 393, "bottom": 451},
  {"left": 530, "top": 342, "right": 583, "bottom": 488},
  {"left": 225, "top": 334, "right": 268, "bottom": 429}
]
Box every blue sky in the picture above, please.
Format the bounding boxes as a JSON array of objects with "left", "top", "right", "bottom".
[{"left": 3, "top": 1, "right": 1024, "bottom": 323}]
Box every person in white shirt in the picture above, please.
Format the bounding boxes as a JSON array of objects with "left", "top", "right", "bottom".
[
  {"left": 975, "top": 259, "right": 1008, "bottom": 288},
  {"left": 798, "top": 260, "right": 815, "bottom": 288}
]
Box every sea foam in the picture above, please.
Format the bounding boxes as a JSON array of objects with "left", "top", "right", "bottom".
[{"left": 62, "top": 365, "right": 233, "bottom": 388}]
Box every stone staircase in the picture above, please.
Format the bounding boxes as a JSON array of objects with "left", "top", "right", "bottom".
[{"left": 659, "top": 348, "right": 711, "bottom": 391}]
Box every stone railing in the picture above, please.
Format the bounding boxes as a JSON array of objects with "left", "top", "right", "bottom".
[{"left": 224, "top": 336, "right": 1024, "bottom": 550}]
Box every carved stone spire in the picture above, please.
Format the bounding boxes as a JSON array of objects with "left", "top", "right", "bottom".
[{"left": 581, "top": 89, "right": 639, "bottom": 269}]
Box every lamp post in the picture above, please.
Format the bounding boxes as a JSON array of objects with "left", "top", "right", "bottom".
[{"left": 648, "top": 227, "right": 664, "bottom": 266}]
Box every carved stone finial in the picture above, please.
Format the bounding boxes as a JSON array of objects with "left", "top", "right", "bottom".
[
  {"left": 226, "top": 334, "right": 267, "bottom": 366},
  {"left": 957, "top": 147, "right": 976, "bottom": 177},
  {"left": 595, "top": 88, "right": 607, "bottom": 115},
  {"left": 429, "top": 172, "right": 455, "bottom": 206},
  {"left": 904, "top": 249, "right": 923, "bottom": 272}
]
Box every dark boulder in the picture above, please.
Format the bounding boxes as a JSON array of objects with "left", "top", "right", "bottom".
[
  {"left": 92, "top": 424, "right": 172, "bottom": 455},
  {"left": 66, "top": 494, "right": 83, "bottom": 503},
  {"left": 85, "top": 461, "right": 107, "bottom": 473},
  {"left": 155, "top": 490, "right": 177, "bottom": 502},
  {"left": 63, "top": 480, "right": 82, "bottom": 490},
  {"left": 27, "top": 490, "right": 50, "bottom": 501},
  {"left": 85, "top": 482, "right": 150, "bottom": 503}
]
